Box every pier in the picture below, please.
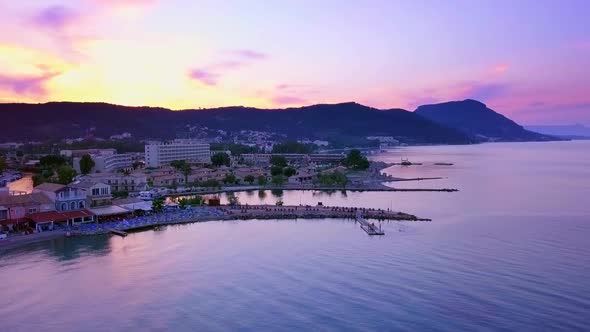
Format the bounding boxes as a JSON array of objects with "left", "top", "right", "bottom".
[
  {"left": 356, "top": 211, "right": 385, "bottom": 235},
  {"left": 109, "top": 228, "right": 128, "bottom": 237}
]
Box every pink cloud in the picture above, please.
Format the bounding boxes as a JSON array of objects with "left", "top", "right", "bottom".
[
  {"left": 231, "top": 49, "right": 268, "bottom": 60},
  {"left": 271, "top": 95, "right": 308, "bottom": 106},
  {"left": 188, "top": 49, "right": 268, "bottom": 86},
  {"left": 492, "top": 63, "right": 510, "bottom": 74},
  {"left": 0, "top": 71, "right": 59, "bottom": 97},
  {"left": 32, "top": 5, "right": 80, "bottom": 30},
  {"left": 188, "top": 69, "right": 219, "bottom": 86}
]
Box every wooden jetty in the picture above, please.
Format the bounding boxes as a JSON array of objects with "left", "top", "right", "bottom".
[
  {"left": 356, "top": 211, "right": 385, "bottom": 235},
  {"left": 109, "top": 228, "right": 128, "bottom": 237}
]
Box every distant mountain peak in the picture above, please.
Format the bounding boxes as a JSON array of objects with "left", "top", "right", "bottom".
[{"left": 415, "top": 99, "right": 559, "bottom": 142}]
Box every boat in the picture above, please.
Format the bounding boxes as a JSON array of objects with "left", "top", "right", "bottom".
[{"left": 401, "top": 158, "right": 412, "bottom": 166}]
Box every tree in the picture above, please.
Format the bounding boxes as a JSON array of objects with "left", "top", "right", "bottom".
[
  {"left": 200, "top": 179, "right": 220, "bottom": 187},
  {"left": 271, "top": 175, "right": 285, "bottom": 186},
  {"left": 0, "top": 155, "right": 5, "bottom": 174},
  {"left": 316, "top": 171, "right": 348, "bottom": 187},
  {"left": 257, "top": 175, "right": 268, "bottom": 186},
  {"left": 270, "top": 166, "right": 283, "bottom": 176},
  {"left": 344, "top": 149, "right": 370, "bottom": 170},
  {"left": 272, "top": 141, "right": 314, "bottom": 154},
  {"left": 211, "top": 152, "right": 231, "bottom": 167},
  {"left": 39, "top": 155, "right": 67, "bottom": 169},
  {"left": 57, "top": 165, "right": 77, "bottom": 185},
  {"left": 152, "top": 197, "right": 164, "bottom": 213},
  {"left": 270, "top": 155, "right": 287, "bottom": 168},
  {"left": 79, "top": 154, "right": 95, "bottom": 175},
  {"left": 244, "top": 175, "right": 255, "bottom": 184},
  {"left": 223, "top": 173, "right": 237, "bottom": 184},
  {"left": 283, "top": 167, "right": 296, "bottom": 177},
  {"left": 171, "top": 160, "right": 191, "bottom": 183}
]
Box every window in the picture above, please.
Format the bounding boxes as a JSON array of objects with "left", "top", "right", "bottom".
[
  {"left": 79, "top": 201, "right": 85, "bottom": 209},
  {"left": 92, "top": 188, "right": 100, "bottom": 196},
  {"left": 28, "top": 208, "right": 37, "bottom": 214},
  {"left": 61, "top": 203, "right": 67, "bottom": 211},
  {"left": 70, "top": 202, "right": 76, "bottom": 210}
]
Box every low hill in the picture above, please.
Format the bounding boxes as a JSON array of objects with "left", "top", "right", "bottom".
[{"left": 414, "top": 99, "right": 558, "bottom": 142}]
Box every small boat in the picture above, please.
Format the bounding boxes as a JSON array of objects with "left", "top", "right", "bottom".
[{"left": 401, "top": 158, "right": 412, "bottom": 166}]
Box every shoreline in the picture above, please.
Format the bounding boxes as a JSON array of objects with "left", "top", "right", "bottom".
[
  {"left": 1, "top": 204, "right": 430, "bottom": 251},
  {"left": 166, "top": 182, "right": 458, "bottom": 197}
]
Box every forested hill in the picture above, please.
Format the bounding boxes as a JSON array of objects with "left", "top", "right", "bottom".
[
  {"left": 415, "top": 99, "right": 559, "bottom": 142},
  {"left": 0, "top": 101, "right": 472, "bottom": 144}
]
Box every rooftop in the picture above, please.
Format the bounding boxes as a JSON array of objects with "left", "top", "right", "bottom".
[{"left": 34, "top": 183, "right": 66, "bottom": 193}]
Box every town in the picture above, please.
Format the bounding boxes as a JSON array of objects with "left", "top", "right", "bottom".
[{"left": 0, "top": 133, "right": 420, "bottom": 242}]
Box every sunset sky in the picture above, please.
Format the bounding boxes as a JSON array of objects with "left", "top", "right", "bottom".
[{"left": 0, "top": 0, "right": 588, "bottom": 124}]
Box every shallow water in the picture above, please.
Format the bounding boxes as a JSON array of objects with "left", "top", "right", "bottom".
[{"left": 1, "top": 141, "right": 589, "bottom": 331}]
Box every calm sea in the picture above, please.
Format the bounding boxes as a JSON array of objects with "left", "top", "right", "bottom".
[{"left": 1, "top": 141, "right": 589, "bottom": 331}]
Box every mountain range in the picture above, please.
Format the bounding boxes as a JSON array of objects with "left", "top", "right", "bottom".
[
  {"left": 0, "top": 99, "right": 557, "bottom": 144},
  {"left": 525, "top": 124, "right": 590, "bottom": 140}
]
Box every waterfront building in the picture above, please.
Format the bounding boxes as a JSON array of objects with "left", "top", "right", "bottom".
[
  {"left": 82, "top": 173, "right": 148, "bottom": 193},
  {"left": 70, "top": 181, "right": 112, "bottom": 208},
  {"left": 0, "top": 188, "right": 54, "bottom": 230},
  {"left": 145, "top": 141, "right": 211, "bottom": 168}
]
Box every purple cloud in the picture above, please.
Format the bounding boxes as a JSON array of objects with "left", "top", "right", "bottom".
[
  {"left": 231, "top": 49, "right": 268, "bottom": 60},
  {"left": 458, "top": 81, "right": 510, "bottom": 102},
  {"left": 188, "top": 49, "right": 268, "bottom": 85},
  {"left": 0, "top": 72, "right": 59, "bottom": 96},
  {"left": 271, "top": 95, "right": 308, "bottom": 106},
  {"left": 188, "top": 69, "right": 219, "bottom": 86},
  {"left": 32, "top": 6, "right": 79, "bottom": 30}
]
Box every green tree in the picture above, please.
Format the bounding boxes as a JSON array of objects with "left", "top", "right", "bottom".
[
  {"left": 344, "top": 149, "right": 370, "bottom": 170},
  {"left": 171, "top": 160, "right": 191, "bottom": 183},
  {"left": 57, "top": 165, "right": 77, "bottom": 185},
  {"left": 79, "top": 154, "right": 95, "bottom": 175},
  {"left": 152, "top": 197, "right": 164, "bottom": 213},
  {"left": 257, "top": 175, "right": 268, "bottom": 186},
  {"left": 244, "top": 175, "right": 255, "bottom": 184},
  {"left": 0, "top": 155, "right": 6, "bottom": 173},
  {"left": 283, "top": 167, "right": 296, "bottom": 177},
  {"left": 272, "top": 141, "right": 314, "bottom": 154},
  {"left": 200, "top": 179, "right": 220, "bottom": 187},
  {"left": 270, "top": 155, "right": 287, "bottom": 168},
  {"left": 223, "top": 173, "right": 237, "bottom": 184},
  {"left": 40, "top": 155, "right": 67, "bottom": 169},
  {"left": 271, "top": 175, "right": 285, "bottom": 186},
  {"left": 270, "top": 166, "right": 283, "bottom": 176},
  {"left": 211, "top": 152, "right": 231, "bottom": 167},
  {"left": 316, "top": 171, "right": 348, "bottom": 187},
  {"left": 33, "top": 174, "right": 46, "bottom": 186}
]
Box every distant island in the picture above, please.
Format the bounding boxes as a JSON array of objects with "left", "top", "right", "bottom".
[{"left": 0, "top": 99, "right": 559, "bottom": 145}]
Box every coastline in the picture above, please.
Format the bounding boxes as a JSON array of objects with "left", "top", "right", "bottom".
[{"left": 1, "top": 204, "right": 430, "bottom": 251}]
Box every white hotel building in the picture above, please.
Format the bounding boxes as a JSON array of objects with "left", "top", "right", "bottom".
[{"left": 145, "top": 140, "right": 211, "bottom": 167}]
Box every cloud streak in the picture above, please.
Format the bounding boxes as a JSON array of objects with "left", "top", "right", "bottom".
[
  {"left": 188, "top": 49, "right": 268, "bottom": 86},
  {"left": 32, "top": 5, "right": 80, "bottom": 30},
  {"left": 0, "top": 71, "right": 59, "bottom": 97}
]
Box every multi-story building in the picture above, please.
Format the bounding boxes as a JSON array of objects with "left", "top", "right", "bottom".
[
  {"left": 0, "top": 188, "right": 54, "bottom": 229},
  {"left": 70, "top": 181, "right": 112, "bottom": 208},
  {"left": 83, "top": 173, "right": 148, "bottom": 193},
  {"left": 145, "top": 140, "right": 210, "bottom": 168},
  {"left": 33, "top": 183, "right": 88, "bottom": 211},
  {"left": 73, "top": 151, "right": 135, "bottom": 174},
  {"left": 60, "top": 148, "right": 116, "bottom": 158}
]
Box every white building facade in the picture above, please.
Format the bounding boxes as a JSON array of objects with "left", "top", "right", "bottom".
[{"left": 145, "top": 141, "right": 211, "bottom": 167}]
